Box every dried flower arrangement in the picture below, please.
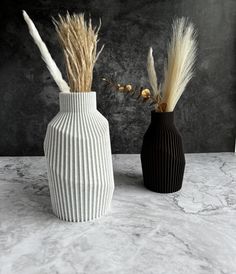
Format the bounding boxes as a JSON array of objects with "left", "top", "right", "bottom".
[
  {"left": 103, "top": 18, "right": 197, "bottom": 112},
  {"left": 23, "top": 11, "right": 103, "bottom": 93}
]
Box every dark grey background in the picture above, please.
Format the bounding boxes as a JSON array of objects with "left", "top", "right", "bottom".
[{"left": 0, "top": 0, "right": 235, "bottom": 155}]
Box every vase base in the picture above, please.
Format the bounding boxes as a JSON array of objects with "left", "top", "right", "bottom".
[
  {"left": 52, "top": 205, "right": 112, "bottom": 223},
  {"left": 144, "top": 183, "right": 182, "bottom": 194}
]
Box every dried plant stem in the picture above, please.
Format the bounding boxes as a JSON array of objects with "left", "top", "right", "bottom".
[
  {"left": 54, "top": 13, "right": 104, "bottom": 92},
  {"left": 23, "top": 10, "right": 70, "bottom": 93}
]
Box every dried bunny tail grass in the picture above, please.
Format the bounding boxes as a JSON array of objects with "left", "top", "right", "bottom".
[
  {"left": 23, "top": 10, "right": 70, "bottom": 93},
  {"left": 53, "top": 13, "right": 104, "bottom": 92},
  {"left": 162, "top": 17, "right": 197, "bottom": 111},
  {"left": 147, "top": 47, "right": 159, "bottom": 97}
]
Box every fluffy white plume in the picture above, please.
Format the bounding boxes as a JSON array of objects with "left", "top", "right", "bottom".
[
  {"left": 147, "top": 47, "right": 159, "bottom": 97},
  {"left": 23, "top": 10, "right": 70, "bottom": 93},
  {"left": 162, "top": 17, "right": 197, "bottom": 111}
]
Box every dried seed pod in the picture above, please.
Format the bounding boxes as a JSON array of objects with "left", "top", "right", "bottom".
[
  {"left": 102, "top": 77, "right": 165, "bottom": 109},
  {"left": 141, "top": 88, "right": 151, "bottom": 99},
  {"left": 124, "top": 84, "right": 132, "bottom": 92},
  {"left": 118, "top": 86, "right": 125, "bottom": 92}
]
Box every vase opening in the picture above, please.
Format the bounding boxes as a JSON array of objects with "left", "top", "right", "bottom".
[
  {"left": 151, "top": 111, "right": 174, "bottom": 124},
  {"left": 59, "top": 92, "right": 97, "bottom": 112}
]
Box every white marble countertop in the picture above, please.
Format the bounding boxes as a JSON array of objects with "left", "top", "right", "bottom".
[{"left": 0, "top": 153, "right": 236, "bottom": 274}]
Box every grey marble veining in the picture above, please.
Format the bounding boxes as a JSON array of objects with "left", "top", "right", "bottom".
[{"left": 0, "top": 153, "right": 236, "bottom": 274}]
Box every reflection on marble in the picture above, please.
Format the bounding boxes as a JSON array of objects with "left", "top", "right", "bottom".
[{"left": 0, "top": 153, "right": 236, "bottom": 274}]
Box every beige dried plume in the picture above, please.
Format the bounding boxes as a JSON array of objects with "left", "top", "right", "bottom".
[
  {"left": 23, "top": 10, "right": 70, "bottom": 93},
  {"left": 147, "top": 47, "right": 159, "bottom": 97},
  {"left": 54, "top": 13, "right": 104, "bottom": 92},
  {"left": 162, "top": 18, "right": 197, "bottom": 111}
]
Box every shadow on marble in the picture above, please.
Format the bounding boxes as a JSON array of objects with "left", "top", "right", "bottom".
[{"left": 114, "top": 171, "right": 144, "bottom": 188}]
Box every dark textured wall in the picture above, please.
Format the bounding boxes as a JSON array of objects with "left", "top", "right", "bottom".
[{"left": 0, "top": 0, "right": 235, "bottom": 155}]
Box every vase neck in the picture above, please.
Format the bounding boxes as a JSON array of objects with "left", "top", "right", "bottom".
[
  {"left": 151, "top": 111, "right": 174, "bottom": 125},
  {"left": 59, "top": 92, "right": 97, "bottom": 112}
]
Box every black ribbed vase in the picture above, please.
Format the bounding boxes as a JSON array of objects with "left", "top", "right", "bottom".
[{"left": 141, "top": 111, "right": 185, "bottom": 193}]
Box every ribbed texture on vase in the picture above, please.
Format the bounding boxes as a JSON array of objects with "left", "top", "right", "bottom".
[
  {"left": 60, "top": 92, "right": 97, "bottom": 112},
  {"left": 141, "top": 111, "right": 185, "bottom": 193},
  {"left": 44, "top": 92, "right": 114, "bottom": 222}
]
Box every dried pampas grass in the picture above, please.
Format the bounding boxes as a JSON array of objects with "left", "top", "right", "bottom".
[
  {"left": 54, "top": 13, "right": 104, "bottom": 92},
  {"left": 162, "top": 18, "right": 197, "bottom": 111},
  {"left": 147, "top": 47, "right": 159, "bottom": 97},
  {"left": 103, "top": 17, "right": 197, "bottom": 113},
  {"left": 23, "top": 10, "right": 70, "bottom": 93},
  {"left": 146, "top": 17, "right": 197, "bottom": 112}
]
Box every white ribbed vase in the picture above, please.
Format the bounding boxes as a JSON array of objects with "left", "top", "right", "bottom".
[{"left": 44, "top": 92, "right": 114, "bottom": 222}]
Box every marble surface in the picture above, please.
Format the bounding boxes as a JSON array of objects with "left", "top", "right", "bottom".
[{"left": 0, "top": 153, "right": 236, "bottom": 274}]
